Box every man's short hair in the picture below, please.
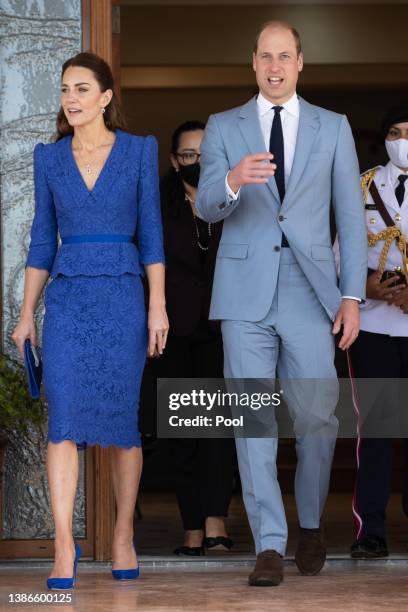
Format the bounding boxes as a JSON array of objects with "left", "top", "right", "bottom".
[{"left": 253, "top": 20, "right": 302, "bottom": 56}]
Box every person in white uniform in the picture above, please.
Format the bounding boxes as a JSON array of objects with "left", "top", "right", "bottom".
[{"left": 347, "top": 105, "right": 408, "bottom": 558}]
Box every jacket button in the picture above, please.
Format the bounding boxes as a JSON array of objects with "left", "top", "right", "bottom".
[
  {"left": 219, "top": 203, "right": 226, "bottom": 210},
  {"left": 274, "top": 245, "right": 281, "bottom": 252},
  {"left": 278, "top": 215, "right": 285, "bottom": 222}
]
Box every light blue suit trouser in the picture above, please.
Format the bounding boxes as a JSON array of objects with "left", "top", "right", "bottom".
[{"left": 221, "top": 249, "right": 339, "bottom": 556}]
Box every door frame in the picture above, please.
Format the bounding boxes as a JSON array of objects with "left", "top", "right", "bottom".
[
  {"left": 82, "top": 0, "right": 120, "bottom": 561},
  {"left": 0, "top": 1, "right": 119, "bottom": 561},
  {"left": 0, "top": 450, "right": 95, "bottom": 559},
  {"left": 0, "top": 0, "right": 120, "bottom": 561}
]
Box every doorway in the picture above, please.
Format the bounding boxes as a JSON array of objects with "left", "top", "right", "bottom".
[{"left": 67, "top": 0, "right": 408, "bottom": 560}]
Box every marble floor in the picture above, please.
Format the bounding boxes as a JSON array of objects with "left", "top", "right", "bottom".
[
  {"left": 1, "top": 562, "right": 408, "bottom": 612},
  {"left": 1, "top": 493, "right": 408, "bottom": 611}
]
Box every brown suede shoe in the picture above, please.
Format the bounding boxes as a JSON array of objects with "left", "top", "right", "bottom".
[
  {"left": 295, "top": 523, "right": 326, "bottom": 576},
  {"left": 248, "top": 550, "right": 284, "bottom": 587}
]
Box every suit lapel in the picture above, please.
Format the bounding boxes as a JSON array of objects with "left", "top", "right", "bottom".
[
  {"left": 283, "top": 97, "right": 319, "bottom": 208},
  {"left": 238, "top": 97, "right": 281, "bottom": 204}
]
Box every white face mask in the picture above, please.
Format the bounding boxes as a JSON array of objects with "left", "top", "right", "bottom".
[{"left": 385, "top": 138, "right": 408, "bottom": 170}]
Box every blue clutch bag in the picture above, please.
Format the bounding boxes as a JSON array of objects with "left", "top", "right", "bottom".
[{"left": 24, "top": 339, "right": 42, "bottom": 400}]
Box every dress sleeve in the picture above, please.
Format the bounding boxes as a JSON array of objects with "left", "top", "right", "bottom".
[
  {"left": 26, "top": 143, "right": 58, "bottom": 273},
  {"left": 136, "top": 135, "right": 165, "bottom": 266}
]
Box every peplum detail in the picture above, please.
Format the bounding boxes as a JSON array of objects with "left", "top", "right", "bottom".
[
  {"left": 27, "top": 130, "right": 164, "bottom": 449},
  {"left": 50, "top": 242, "right": 143, "bottom": 278}
]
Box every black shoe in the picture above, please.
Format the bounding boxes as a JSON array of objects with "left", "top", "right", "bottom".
[
  {"left": 173, "top": 545, "right": 204, "bottom": 556},
  {"left": 204, "top": 536, "right": 234, "bottom": 551},
  {"left": 350, "top": 535, "right": 389, "bottom": 559}
]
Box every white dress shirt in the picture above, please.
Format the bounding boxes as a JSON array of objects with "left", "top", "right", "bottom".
[
  {"left": 257, "top": 90, "right": 300, "bottom": 187},
  {"left": 389, "top": 160, "right": 408, "bottom": 200},
  {"left": 226, "top": 91, "right": 299, "bottom": 199}
]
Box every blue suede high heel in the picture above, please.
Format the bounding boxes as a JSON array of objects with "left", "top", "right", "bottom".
[
  {"left": 47, "top": 543, "right": 81, "bottom": 590},
  {"left": 111, "top": 545, "right": 140, "bottom": 581}
]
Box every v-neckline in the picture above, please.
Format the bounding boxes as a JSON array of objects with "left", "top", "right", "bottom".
[{"left": 69, "top": 129, "right": 120, "bottom": 195}]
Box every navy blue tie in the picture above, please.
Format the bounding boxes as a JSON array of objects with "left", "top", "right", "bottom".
[
  {"left": 269, "top": 105, "right": 288, "bottom": 246},
  {"left": 269, "top": 106, "right": 285, "bottom": 202}
]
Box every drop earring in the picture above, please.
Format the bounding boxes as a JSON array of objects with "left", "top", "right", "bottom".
[{"left": 101, "top": 107, "right": 106, "bottom": 114}]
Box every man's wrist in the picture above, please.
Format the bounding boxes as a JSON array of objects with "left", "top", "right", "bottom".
[
  {"left": 341, "top": 296, "right": 361, "bottom": 303},
  {"left": 226, "top": 171, "right": 240, "bottom": 194}
]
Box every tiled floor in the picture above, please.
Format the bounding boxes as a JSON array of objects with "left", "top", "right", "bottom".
[
  {"left": 1, "top": 562, "right": 408, "bottom": 612},
  {"left": 1, "top": 493, "right": 407, "bottom": 611}
]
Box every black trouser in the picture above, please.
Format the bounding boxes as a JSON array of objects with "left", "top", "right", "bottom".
[
  {"left": 349, "top": 330, "right": 408, "bottom": 539},
  {"left": 156, "top": 325, "right": 236, "bottom": 531},
  {"left": 167, "top": 437, "right": 235, "bottom": 530}
]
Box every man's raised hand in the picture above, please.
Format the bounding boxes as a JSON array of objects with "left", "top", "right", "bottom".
[{"left": 227, "top": 153, "right": 277, "bottom": 193}]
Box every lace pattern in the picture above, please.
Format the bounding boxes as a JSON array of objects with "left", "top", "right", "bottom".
[{"left": 25, "top": 130, "right": 164, "bottom": 447}]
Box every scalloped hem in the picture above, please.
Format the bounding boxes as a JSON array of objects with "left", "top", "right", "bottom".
[
  {"left": 47, "top": 436, "right": 142, "bottom": 449},
  {"left": 50, "top": 269, "right": 143, "bottom": 279}
]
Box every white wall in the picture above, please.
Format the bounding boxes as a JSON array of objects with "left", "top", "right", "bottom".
[
  {"left": 0, "top": 0, "right": 85, "bottom": 542},
  {"left": 0, "top": 0, "right": 81, "bottom": 354}
]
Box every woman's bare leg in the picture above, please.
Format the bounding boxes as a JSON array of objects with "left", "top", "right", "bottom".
[
  {"left": 47, "top": 440, "right": 79, "bottom": 578},
  {"left": 205, "top": 516, "right": 228, "bottom": 538},
  {"left": 111, "top": 446, "right": 142, "bottom": 569},
  {"left": 183, "top": 529, "right": 204, "bottom": 547}
]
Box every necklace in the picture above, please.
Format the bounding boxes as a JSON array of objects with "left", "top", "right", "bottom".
[
  {"left": 76, "top": 149, "right": 95, "bottom": 175},
  {"left": 185, "top": 194, "right": 211, "bottom": 251},
  {"left": 74, "top": 139, "right": 114, "bottom": 176}
]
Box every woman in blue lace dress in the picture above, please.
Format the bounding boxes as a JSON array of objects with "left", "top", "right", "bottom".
[{"left": 12, "top": 53, "right": 168, "bottom": 586}]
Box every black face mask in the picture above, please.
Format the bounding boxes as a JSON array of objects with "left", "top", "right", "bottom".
[{"left": 178, "top": 162, "right": 200, "bottom": 188}]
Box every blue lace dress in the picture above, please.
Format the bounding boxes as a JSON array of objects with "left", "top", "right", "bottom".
[{"left": 26, "top": 129, "right": 165, "bottom": 448}]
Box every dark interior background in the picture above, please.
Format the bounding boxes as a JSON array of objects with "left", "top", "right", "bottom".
[{"left": 119, "top": 2, "right": 408, "bottom": 495}]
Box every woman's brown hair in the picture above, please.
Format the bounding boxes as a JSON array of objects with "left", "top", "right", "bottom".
[{"left": 55, "top": 52, "right": 127, "bottom": 141}]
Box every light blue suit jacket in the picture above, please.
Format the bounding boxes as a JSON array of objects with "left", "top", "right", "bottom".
[{"left": 196, "top": 95, "right": 367, "bottom": 322}]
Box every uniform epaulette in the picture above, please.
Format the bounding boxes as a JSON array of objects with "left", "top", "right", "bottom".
[{"left": 360, "top": 166, "right": 380, "bottom": 203}]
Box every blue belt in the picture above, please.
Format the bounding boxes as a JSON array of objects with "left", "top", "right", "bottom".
[{"left": 62, "top": 234, "right": 133, "bottom": 245}]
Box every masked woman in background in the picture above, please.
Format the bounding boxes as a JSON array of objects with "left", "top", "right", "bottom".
[{"left": 157, "top": 121, "right": 236, "bottom": 555}]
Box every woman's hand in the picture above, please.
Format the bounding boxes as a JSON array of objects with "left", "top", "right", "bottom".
[
  {"left": 366, "top": 271, "right": 406, "bottom": 302},
  {"left": 11, "top": 267, "right": 48, "bottom": 357},
  {"left": 12, "top": 314, "right": 37, "bottom": 358},
  {"left": 389, "top": 286, "right": 408, "bottom": 313},
  {"left": 147, "top": 304, "right": 169, "bottom": 357}
]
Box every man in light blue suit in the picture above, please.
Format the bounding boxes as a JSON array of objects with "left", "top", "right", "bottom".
[{"left": 196, "top": 21, "right": 367, "bottom": 586}]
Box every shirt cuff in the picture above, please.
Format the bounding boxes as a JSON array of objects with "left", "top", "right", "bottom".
[
  {"left": 225, "top": 172, "right": 241, "bottom": 201},
  {"left": 342, "top": 296, "right": 362, "bottom": 303}
]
